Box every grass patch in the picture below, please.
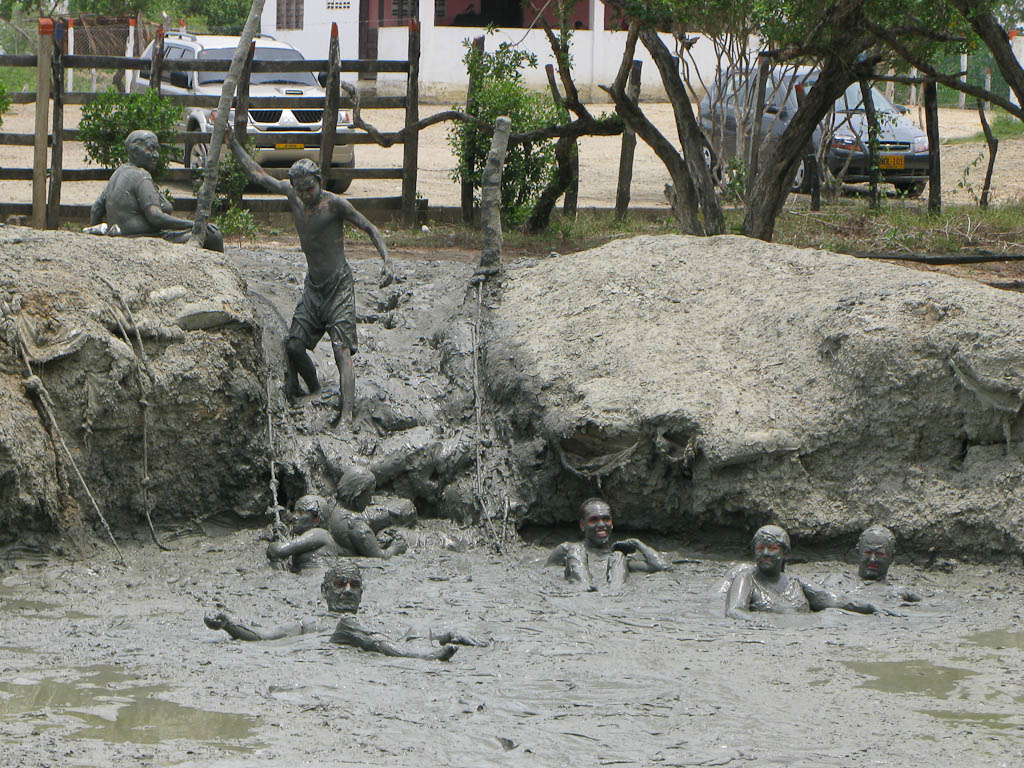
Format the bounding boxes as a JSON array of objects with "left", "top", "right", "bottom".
[{"left": 0, "top": 66, "right": 34, "bottom": 94}]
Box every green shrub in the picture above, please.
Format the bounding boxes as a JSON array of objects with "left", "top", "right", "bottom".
[
  {"left": 78, "top": 89, "right": 180, "bottom": 178},
  {"left": 0, "top": 80, "right": 10, "bottom": 128},
  {"left": 447, "top": 39, "right": 561, "bottom": 226},
  {"left": 215, "top": 204, "right": 259, "bottom": 239}
]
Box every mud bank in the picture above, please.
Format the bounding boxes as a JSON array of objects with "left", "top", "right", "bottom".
[
  {"left": 484, "top": 235, "right": 1024, "bottom": 555},
  {"left": 0, "top": 228, "right": 265, "bottom": 546}
]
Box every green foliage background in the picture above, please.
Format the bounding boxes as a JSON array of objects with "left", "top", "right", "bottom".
[
  {"left": 78, "top": 88, "right": 179, "bottom": 177},
  {"left": 447, "top": 40, "right": 562, "bottom": 226}
]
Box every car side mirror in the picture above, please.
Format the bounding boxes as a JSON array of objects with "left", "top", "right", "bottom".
[
  {"left": 318, "top": 71, "right": 327, "bottom": 87},
  {"left": 169, "top": 71, "right": 189, "bottom": 89}
]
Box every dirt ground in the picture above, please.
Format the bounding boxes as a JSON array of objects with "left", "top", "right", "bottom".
[
  {"left": 2, "top": 101, "right": 1022, "bottom": 210},
  {"left": 2, "top": 248, "right": 1024, "bottom": 767}
]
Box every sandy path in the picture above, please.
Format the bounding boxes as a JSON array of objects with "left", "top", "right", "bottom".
[{"left": 2, "top": 101, "right": 1021, "bottom": 212}]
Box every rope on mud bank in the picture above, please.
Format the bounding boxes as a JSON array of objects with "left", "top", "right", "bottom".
[
  {"left": 471, "top": 282, "right": 505, "bottom": 554},
  {"left": 99, "top": 276, "right": 171, "bottom": 552},
  {"left": 17, "top": 330, "right": 126, "bottom": 566},
  {"left": 266, "top": 377, "right": 286, "bottom": 536}
]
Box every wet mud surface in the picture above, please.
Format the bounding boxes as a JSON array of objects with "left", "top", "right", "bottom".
[
  {"left": 3, "top": 247, "right": 1024, "bottom": 766},
  {"left": 2, "top": 526, "right": 1023, "bottom": 767}
]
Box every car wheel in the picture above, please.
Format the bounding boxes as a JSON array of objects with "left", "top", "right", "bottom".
[
  {"left": 894, "top": 181, "right": 926, "bottom": 198},
  {"left": 184, "top": 131, "right": 207, "bottom": 170},
  {"left": 701, "top": 141, "right": 722, "bottom": 184},
  {"left": 327, "top": 159, "right": 355, "bottom": 194}
]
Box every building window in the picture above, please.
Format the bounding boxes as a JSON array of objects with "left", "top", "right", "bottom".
[
  {"left": 277, "top": 0, "right": 304, "bottom": 30},
  {"left": 391, "top": 0, "right": 416, "bottom": 18},
  {"left": 325, "top": 0, "right": 352, "bottom": 8},
  {"left": 435, "top": 0, "right": 445, "bottom": 17}
]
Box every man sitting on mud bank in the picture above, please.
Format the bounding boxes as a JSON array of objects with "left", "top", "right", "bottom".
[
  {"left": 227, "top": 127, "right": 394, "bottom": 426},
  {"left": 204, "top": 561, "right": 484, "bottom": 660},
  {"left": 266, "top": 494, "right": 407, "bottom": 571},
  {"left": 88, "top": 130, "right": 223, "bottom": 252},
  {"left": 821, "top": 525, "right": 922, "bottom": 604},
  {"left": 724, "top": 525, "right": 894, "bottom": 619},
  {"left": 546, "top": 498, "right": 671, "bottom": 590}
]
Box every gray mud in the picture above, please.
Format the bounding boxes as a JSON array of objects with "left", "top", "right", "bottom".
[{"left": 1, "top": 525, "right": 1023, "bottom": 766}]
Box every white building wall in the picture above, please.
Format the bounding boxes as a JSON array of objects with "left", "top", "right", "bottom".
[
  {"left": 1012, "top": 33, "right": 1024, "bottom": 107},
  {"left": 263, "top": 0, "right": 723, "bottom": 102}
]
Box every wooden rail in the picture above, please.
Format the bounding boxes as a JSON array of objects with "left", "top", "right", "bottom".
[{"left": 0, "top": 19, "right": 422, "bottom": 227}]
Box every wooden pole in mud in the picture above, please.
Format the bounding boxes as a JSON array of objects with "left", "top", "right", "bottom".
[
  {"left": 477, "top": 115, "right": 510, "bottom": 277},
  {"left": 924, "top": 78, "right": 940, "bottom": 214},
  {"left": 319, "top": 25, "right": 340, "bottom": 179},
  {"left": 46, "top": 25, "right": 64, "bottom": 230},
  {"left": 401, "top": 18, "right": 421, "bottom": 225},
  {"left": 32, "top": 18, "right": 53, "bottom": 229}
]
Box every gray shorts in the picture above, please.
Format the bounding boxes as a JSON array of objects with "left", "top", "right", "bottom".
[{"left": 288, "top": 268, "right": 357, "bottom": 354}]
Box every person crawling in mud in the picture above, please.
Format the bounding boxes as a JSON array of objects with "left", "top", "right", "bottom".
[
  {"left": 227, "top": 126, "right": 394, "bottom": 426},
  {"left": 821, "top": 525, "right": 921, "bottom": 604},
  {"left": 88, "top": 130, "right": 223, "bottom": 252},
  {"left": 266, "top": 494, "right": 407, "bottom": 571},
  {"left": 204, "top": 561, "right": 484, "bottom": 660},
  {"left": 724, "top": 525, "right": 894, "bottom": 619},
  {"left": 546, "top": 498, "right": 671, "bottom": 590}
]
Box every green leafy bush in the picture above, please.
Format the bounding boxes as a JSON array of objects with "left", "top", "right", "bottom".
[
  {"left": 447, "top": 40, "right": 561, "bottom": 226},
  {"left": 78, "top": 89, "right": 180, "bottom": 178},
  {"left": 0, "top": 80, "right": 10, "bottom": 128},
  {"left": 215, "top": 204, "right": 259, "bottom": 239}
]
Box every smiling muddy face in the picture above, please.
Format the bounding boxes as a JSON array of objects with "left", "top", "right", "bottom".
[
  {"left": 321, "top": 562, "right": 363, "bottom": 614},
  {"left": 752, "top": 525, "right": 790, "bottom": 577},
  {"left": 579, "top": 498, "right": 613, "bottom": 548},
  {"left": 858, "top": 525, "right": 896, "bottom": 581}
]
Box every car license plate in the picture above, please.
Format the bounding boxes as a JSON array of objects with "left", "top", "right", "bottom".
[
  {"left": 879, "top": 155, "right": 904, "bottom": 170},
  {"left": 274, "top": 143, "right": 304, "bottom": 150}
]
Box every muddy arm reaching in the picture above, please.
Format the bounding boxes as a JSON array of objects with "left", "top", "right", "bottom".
[
  {"left": 615, "top": 538, "right": 672, "bottom": 573},
  {"left": 227, "top": 130, "right": 291, "bottom": 195},
  {"left": 724, "top": 569, "right": 755, "bottom": 619},
  {"left": 545, "top": 541, "right": 570, "bottom": 567},
  {"left": 330, "top": 617, "right": 457, "bottom": 661},
  {"left": 204, "top": 611, "right": 323, "bottom": 641},
  {"left": 801, "top": 581, "right": 890, "bottom": 615},
  {"left": 266, "top": 528, "right": 337, "bottom": 562},
  {"left": 330, "top": 195, "right": 394, "bottom": 287}
]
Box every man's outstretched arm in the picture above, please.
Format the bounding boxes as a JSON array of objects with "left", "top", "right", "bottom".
[
  {"left": 330, "top": 617, "right": 456, "bottom": 660},
  {"left": 204, "top": 611, "right": 321, "bottom": 641},
  {"left": 802, "top": 581, "right": 893, "bottom": 615},
  {"left": 226, "top": 128, "right": 291, "bottom": 195},
  {"left": 616, "top": 538, "right": 672, "bottom": 573},
  {"left": 330, "top": 195, "right": 394, "bottom": 286}
]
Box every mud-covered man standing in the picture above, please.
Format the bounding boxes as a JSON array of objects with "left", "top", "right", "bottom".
[{"left": 228, "top": 128, "right": 394, "bottom": 424}]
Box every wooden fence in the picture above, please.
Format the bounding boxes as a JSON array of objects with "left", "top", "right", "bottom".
[{"left": 0, "top": 17, "right": 423, "bottom": 228}]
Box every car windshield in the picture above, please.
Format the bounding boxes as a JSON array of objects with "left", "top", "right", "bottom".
[
  {"left": 197, "top": 47, "right": 317, "bottom": 86},
  {"left": 835, "top": 83, "right": 896, "bottom": 114}
]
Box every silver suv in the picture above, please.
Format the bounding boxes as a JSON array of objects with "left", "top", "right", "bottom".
[{"left": 134, "top": 33, "right": 355, "bottom": 192}]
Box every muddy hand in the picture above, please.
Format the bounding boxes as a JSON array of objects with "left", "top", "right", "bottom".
[
  {"left": 204, "top": 612, "right": 230, "bottom": 631},
  {"left": 379, "top": 258, "right": 395, "bottom": 288},
  {"left": 613, "top": 539, "right": 639, "bottom": 555}
]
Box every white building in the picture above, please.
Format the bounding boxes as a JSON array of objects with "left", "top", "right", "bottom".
[{"left": 260, "top": 0, "right": 719, "bottom": 102}]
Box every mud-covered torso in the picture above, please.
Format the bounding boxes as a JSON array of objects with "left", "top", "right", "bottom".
[
  {"left": 748, "top": 573, "right": 810, "bottom": 613},
  {"left": 101, "top": 164, "right": 171, "bottom": 235},
  {"left": 289, "top": 194, "right": 351, "bottom": 286},
  {"left": 565, "top": 542, "right": 626, "bottom": 586}
]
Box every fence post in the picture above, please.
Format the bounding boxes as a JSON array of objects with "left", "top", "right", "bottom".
[
  {"left": 908, "top": 67, "right": 918, "bottom": 105},
  {"left": 924, "top": 78, "right": 940, "bottom": 213},
  {"left": 67, "top": 17, "right": 74, "bottom": 92},
  {"left": 149, "top": 28, "right": 164, "bottom": 92},
  {"left": 614, "top": 59, "right": 642, "bottom": 220},
  {"left": 32, "top": 18, "right": 54, "bottom": 229},
  {"left": 478, "top": 116, "right": 511, "bottom": 276},
  {"left": 401, "top": 18, "right": 420, "bottom": 225},
  {"left": 47, "top": 25, "right": 65, "bottom": 230},
  {"left": 984, "top": 68, "right": 992, "bottom": 110},
  {"left": 125, "top": 17, "right": 136, "bottom": 93},
  {"left": 958, "top": 53, "right": 967, "bottom": 109},
  {"left": 461, "top": 35, "right": 484, "bottom": 224},
  {"left": 320, "top": 24, "right": 340, "bottom": 184},
  {"left": 235, "top": 41, "right": 255, "bottom": 144}
]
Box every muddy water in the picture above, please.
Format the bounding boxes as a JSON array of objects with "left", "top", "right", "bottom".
[{"left": 1, "top": 525, "right": 1022, "bottom": 767}]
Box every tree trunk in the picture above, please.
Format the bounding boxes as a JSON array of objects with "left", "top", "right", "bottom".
[
  {"left": 190, "top": 0, "right": 266, "bottom": 247},
  {"left": 949, "top": 1, "right": 1024, "bottom": 108},
  {"left": 526, "top": 134, "right": 576, "bottom": 233}
]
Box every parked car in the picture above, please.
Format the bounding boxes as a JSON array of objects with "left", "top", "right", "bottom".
[
  {"left": 698, "top": 66, "right": 929, "bottom": 196},
  {"left": 133, "top": 33, "right": 355, "bottom": 192}
]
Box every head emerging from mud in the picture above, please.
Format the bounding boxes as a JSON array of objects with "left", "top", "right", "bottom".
[
  {"left": 857, "top": 525, "right": 896, "bottom": 581},
  {"left": 288, "top": 158, "right": 322, "bottom": 207},
  {"left": 321, "top": 561, "right": 363, "bottom": 614},
  {"left": 579, "top": 498, "right": 613, "bottom": 549},
  {"left": 125, "top": 130, "right": 161, "bottom": 174},
  {"left": 752, "top": 525, "right": 790, "bottom": 578},
  {"left": 289, "top": 494, "right": 329, "bottom": 535}
]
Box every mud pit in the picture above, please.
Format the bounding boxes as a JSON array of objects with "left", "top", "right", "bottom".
[{"left": 3, "top": 241, "right": 1024, "bottom": 766}]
